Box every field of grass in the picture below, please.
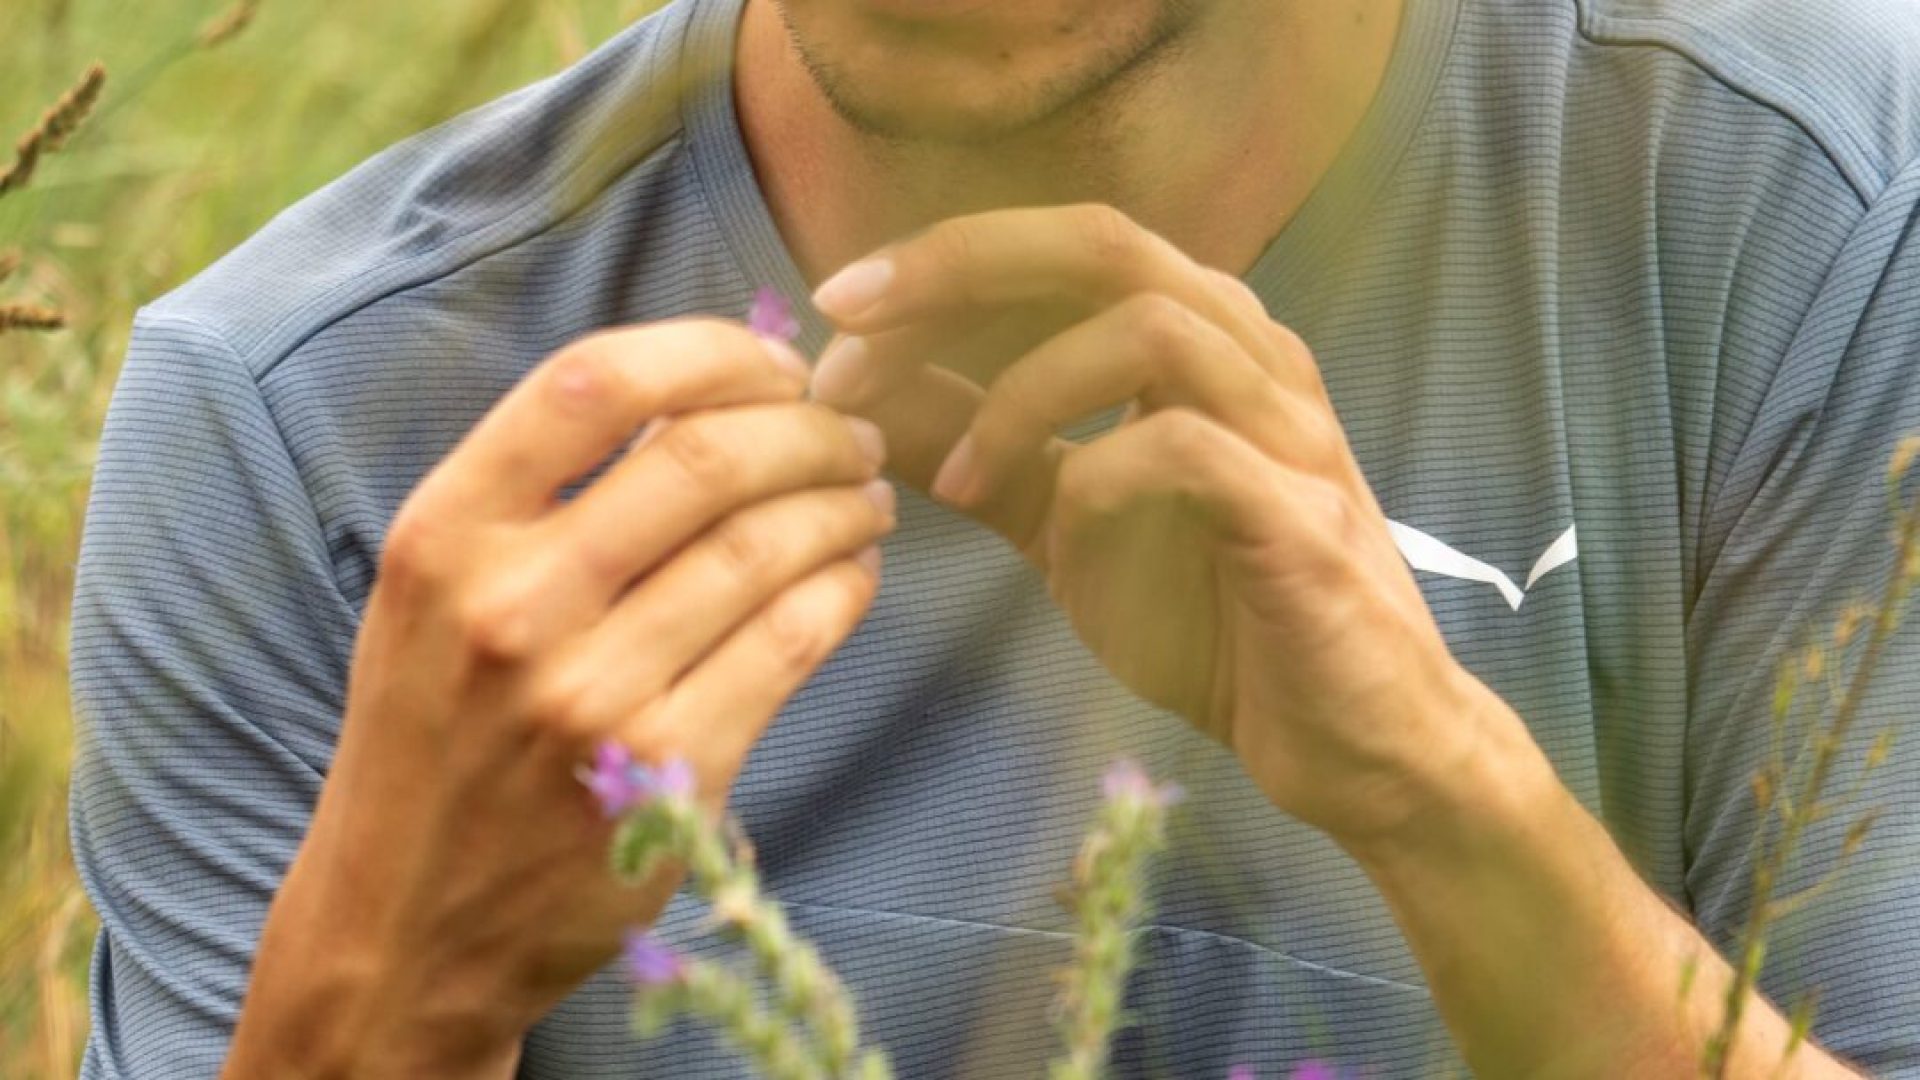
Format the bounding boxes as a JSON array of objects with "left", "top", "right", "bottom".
[{"left": 0, "top": 1, "right": 659, "bottom": 1072}]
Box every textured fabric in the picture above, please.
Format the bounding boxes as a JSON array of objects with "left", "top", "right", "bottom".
[{"left": 69, "top": 0, "right": 1920, "bottom": 1075}]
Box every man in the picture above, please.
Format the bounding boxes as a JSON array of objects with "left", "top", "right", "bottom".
[{"left": 69, "top": 0, "right": 1920, "bottom": 1075}]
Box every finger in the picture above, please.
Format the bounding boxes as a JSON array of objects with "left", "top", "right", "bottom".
[
  {"left": 517, "top": 481, "right": 895, "bottom": 743},
  {"left": 625, "top": 555, "right": 880, "bottom": 775},
  {"left": 542, "top": 401, "right": 887, "bottom": 603},
  {"left": 1047, "top": 407, "right": 1327, "bottom": 562},
  {"left": 811, "top": 332, "right": 983, "bottom": 485},
  {"left": 812, "top": 205, "right": 1267, "bottom": 354},
  {"left": 812, "top": 338, "right": 1065, "bottom": 556},
  {"left": 809, "top": 329, "right": 937, "bottom": 414},
  {"left": 930, "top": 293, "right": 1287, "bottom": 509},
  {"left": 415, "top": 320, "right": 810, "bottom": 523},
  {"left": 810, "top": 295, "right": 1088, "bottom": 411}
]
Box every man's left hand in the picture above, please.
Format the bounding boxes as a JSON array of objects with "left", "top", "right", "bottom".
[{"left": 808, "top": 203, "right": 1513, "bottom": 848}]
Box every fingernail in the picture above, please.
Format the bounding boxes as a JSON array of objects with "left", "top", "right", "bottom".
[
  {"left": 931, "top": 434, "right": 981, "bottom": 507},
  {"left": 846, "top": 417, "right": 888, "bottom": 466},
  {"left": 811, "top": 335, "right": 872, "bottom": 404},
  {"left": 759, "top": 335, "right": 811, "bottom": 380},
  {"left": 862, "top": 477, "right": 897, "bottom": 517},
  {"left": 855, "top": 543, "right": 883, "bottom": 578},
  {"left": 812, "top": 258, "right": 895, "bottom": 321}
]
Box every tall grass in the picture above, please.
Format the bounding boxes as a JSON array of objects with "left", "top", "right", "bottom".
[{"left": 0, "top": 2, "right": 652, "bottom": 1072}]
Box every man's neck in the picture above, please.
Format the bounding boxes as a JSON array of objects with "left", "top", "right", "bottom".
[{"left": 734, "top": 0, "right": 1404, "bottom": 284}]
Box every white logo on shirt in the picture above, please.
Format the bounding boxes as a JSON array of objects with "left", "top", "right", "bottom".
[{"left": 1386, "top": 521, "right": 1579, "bottom": 612}]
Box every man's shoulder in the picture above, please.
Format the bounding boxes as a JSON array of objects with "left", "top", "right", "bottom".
[
  {"left": 149, "top": 1, "right": 703, "bottom": 381},
  {"left": 1576, "top": 0, "right": 1920, "bottom": 200}
]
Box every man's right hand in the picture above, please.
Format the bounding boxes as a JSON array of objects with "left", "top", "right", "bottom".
[{"left": 222, "top": 320, "right": 894, "bottom": 1079}]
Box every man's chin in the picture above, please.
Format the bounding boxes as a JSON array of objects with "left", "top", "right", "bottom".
[
  {"left": 779, "top": 0, "right": 1203, "bottom": 147},
  {"left": 815, "top": 82, "right": 1056, "bottom": 145}
]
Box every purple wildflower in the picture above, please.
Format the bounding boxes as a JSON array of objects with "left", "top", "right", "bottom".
[
  {"left": 654, "top": 756, "right": 697, "bottom": 800},
  {"left": 747, "top": 287, "right": 801, "bottom": 342},
  {"left": 1288, "top": 1062, "right": 1341, "bottom": 1080},
  {"left": 583, "top": 741, "right": 648, "bottom": 818},
  {"left": 1102, "top": 758, "right": 1185, "bottom": 808},
  {"left": 623, "top": 930, "right": 688, "bottom": 987},
  {"left": 581, "top": 744, "right": 699, "bottom": 818}
]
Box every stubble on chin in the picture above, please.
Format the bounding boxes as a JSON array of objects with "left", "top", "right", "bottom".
[{"left": 771, "top": 0, "right": 1207, "bottom": 148}]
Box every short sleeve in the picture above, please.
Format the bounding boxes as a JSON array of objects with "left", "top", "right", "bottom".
[
  {"left": 69, "top": 312, "right": 359, "bottom": 1078},
  {"left": 1685, "top": 169, "right": 1920, "bottom": 1074}
]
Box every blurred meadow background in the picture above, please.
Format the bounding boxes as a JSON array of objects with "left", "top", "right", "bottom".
[{"left": 0, "top": 1, "right": 660, "bottom": 1072}]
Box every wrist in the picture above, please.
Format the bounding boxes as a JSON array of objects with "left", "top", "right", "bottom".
[
  {"left": 225, "top": 829, "right": 526, "bottom": 1080},
  {"left": 1332, "top": 672, "right": 1573, "bottom": 880}
]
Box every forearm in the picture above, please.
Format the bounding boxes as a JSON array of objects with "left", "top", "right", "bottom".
[
  {"left": 222, "top": 835, "right": 526, "bottom": 1080},
  {"left": 221, "top": 806, "right": 683, "bottom": 1080},
  {"left": 1343, "top": 686, "right": 1862, "bottom": 1079}
]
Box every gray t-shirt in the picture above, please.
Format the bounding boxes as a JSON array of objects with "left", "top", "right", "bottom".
[{"left": 70, "top": 0, "right": 1920, "bottom": 1075}]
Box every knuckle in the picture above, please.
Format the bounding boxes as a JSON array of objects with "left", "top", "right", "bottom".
[
  {"left": 711, "top": 517, "right": 779, "bottom": 586},
  {"left": 379, "top": 505, "right": 443, "bottom": 587},
  {"left": 658, "top": 420, "right": 738, "bottom": 488},
  {"left": 975, "top": 385, "right": 1044, "bottom": 447},
  {"left": 456, "top": 581, "right": 543, "bottom": 663},
  {"left": 1269, "top": 322, "right": 1312, "bottom": 359},
  {"left": 1125, "top": 292, "right": 1201, "bottom": 355},
  {"left": 1209, "top": 267, "right": 1264, "bottom": 309},
  {"left": 1300, "top": 404, "right": 1344, "bottom": 459},
  {"left": 546, "top": 337, "right": 630, "bottom": 409},
  {"left": 928, "top": 218, "right": 978, "bottom": 272},
  {"left": 523, "top": 663, "right": 601, "bottom": 737},
  {"left": 1270, "top": 324, "right": 1331, "bottom": 394},
  {"left": 570, "top": 537, "right": 644, "bottom": 595},
  {"left": 925, "top": 221, "right": 986, "bottom": 307},
  {"left": 1055, "top": 449, "right": 1118, "bottom": 526},
  {"left": 1271, "top": 388, "right": 1343, "bottom": 467},
  {"left": 568, "top": 526, "right": 632, "bottom": 586},
  {"left": 1053, "top": 453, "right": 1093, "bottom": 515},
  {"left": 1307, "top": 476, "right": 1365, "bottom": 552},
  {"left": 1148, "top": 407, "right": 1219, "bottom": 464},
  {"left": 760, "top": 595, "right": 827, "bottom": 673},
  {"left": 1075, "top": 203, "right": 1142, "bottom": 265}
]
